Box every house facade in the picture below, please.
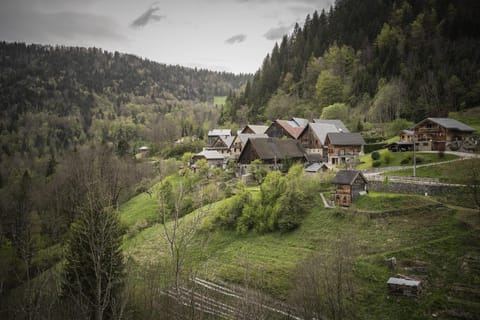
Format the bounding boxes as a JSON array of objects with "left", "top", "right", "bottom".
[
  {"left": 265, "top": 120, "right": 304, "bottom": 140},
  {"left": 412, "top": 118, "right": 475, "bottom": 151},
  {"left": 207, "top": 129, "right": 232, "bottom": 146},
  {"left": 237, "top": 137, "right": 306, "bottom": 167},
  {"left": 332, "top": 170, "right": 368, "bottom": 207},
  {"left": 298, "top": 123, "right": 343, "bottom": 161},
  {"left": 325, "top": 132, "right": 365, "bottom": 165}
]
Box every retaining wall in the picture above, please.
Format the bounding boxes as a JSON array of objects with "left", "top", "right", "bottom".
[{"left": 368, "top": 180, "right": 466, "bottom": 196}]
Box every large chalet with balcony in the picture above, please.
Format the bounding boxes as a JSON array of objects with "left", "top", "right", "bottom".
[{"left": 411, "top": 118, "right": 475, "bottom": 151}]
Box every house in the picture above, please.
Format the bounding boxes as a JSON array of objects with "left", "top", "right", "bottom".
[
  {"left": 399, "top": 129, "right": 414, "bottom": 142},
  {"left": 332, "top": 170, "right": 368, "bottom": 207},
  {"left": 265, "top": 120, "right": 304, "bottom": 140},
  {"left": 231, "top": 133, "right": 268, "bottom": 157},
  {"left": 325, "top": 132, "right": 365, "bottom": 165},
  {"left": 298, "top": 123, "right": 344, "bottom": 161},
  {"left": 207, "top": 135, "right": 235, "bottom": 155},
  {"left": 192, "top": 149, "right": 225, "bottom": 168},
  {"left": 240, "top": 125, "right": 269, "bottom": 134},
  {"left": 207, "top": 129, "right": 232, "bottom": 146},
  {"left": 237, "top": 137, "right": 306, "bottom": 167},
  {"left": 305, "top": 162, "right": 330, "bottom": 173},
  {"left": 411, "top": 118, "right": 475, "bottom": 151},
  {"left": 387, "top": 276, "right": 422, "bottom": 297}
]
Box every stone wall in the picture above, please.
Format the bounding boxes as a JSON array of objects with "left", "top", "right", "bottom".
[{"left": 368, "top": 180, "right": 466, "bottom": 196}]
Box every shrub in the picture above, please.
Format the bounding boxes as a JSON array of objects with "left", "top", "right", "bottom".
[
  {"left": 364, "top": 143, "right": 385, "bottom": 153},
  {"left": 372, "top": 160, "right": 382, "bottom": 167},
  {"left": 383, "top": 151, "right": 393, "bottom": 165},
  {"left": 400, "top": 156, "right": 412, "bottom": 165},
  {"left": 371, "top": 151, "right": 381, "bottom": 160}
]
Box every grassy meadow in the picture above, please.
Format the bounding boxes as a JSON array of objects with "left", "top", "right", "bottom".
[{"left": 120, "top": 187, "right": 480, "bottom": 319}]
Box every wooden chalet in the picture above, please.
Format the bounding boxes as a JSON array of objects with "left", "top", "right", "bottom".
[
  {"left": 265, "top": 120, "right": 304, "bottom": 140},
  {"left": 332, "top": 170, "right": 368, "bottom": 207},
  {"left": 207, "top": 129, "right": 232, "bottom": 146},
  {"left": 240, "top": 125, "right": 269, "bottom": 134},
  {"left": 192, "top": 149, "right": 225, "bottom": 167},
  {"left": 387, "top": 277, "right": 422, "bottom": 297},
  {"left": 298, "top": 122, "right": 348, "bottom": 161},
  {"left": 207, "top": 135, "right": 235, "bottom": 154},
  {"left": 325, "top": 132, "right": 365, "bottom": 165},
  {"left": 399, "top": 129, "right": 414, "bottom": 142},
  {"left": 237, "top": 137, "right": 306, "bottom": 167},
  {"left": 412, "top": 118, "right": 475, "bottom": 151},
  {"left": 231, "top": 133, "right": 268, "bottom": 157}
]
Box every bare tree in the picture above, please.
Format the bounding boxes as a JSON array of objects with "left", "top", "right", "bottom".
[{"left": 290, "top": 233, "right": 357, "bottom": 320}]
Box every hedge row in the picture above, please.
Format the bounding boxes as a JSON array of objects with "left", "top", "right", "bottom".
[{"left": 364, "top": 143, "right": 386, "bottom": 154}]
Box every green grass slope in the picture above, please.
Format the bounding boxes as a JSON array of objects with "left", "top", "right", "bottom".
[
  {"left": 120, "top": 190, "right": 480, "bottom": 319},
  {"left": 357, "top": 149, "right": 459, "bottom": 170}
]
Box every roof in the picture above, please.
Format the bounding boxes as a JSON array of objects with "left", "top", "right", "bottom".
[
  {"left": 193, "top": 149, "right": 225, "bottom": 160},
  {"left": 326, "top": 132, "right": 365, "bottom": 145},
  {"left": 387, "top": 277, "right": 421, "bottom": 287},
  {"left": 208, "top": 129, "right": 232, "bottom": 137},
  {"left": 332, "top": 170, "right": 367, "bottom": 185},
  {"left": 308, "top": 123, "right": 341, "bottom": 145},
  {"left": 401, "top": 129, "right": 414, "bottom": 135},
  {"left": 313, "top": 119, "right": 350, "bottom": 133},
  {"left": 415, "top": 118, "right": 475, "bottom": 132},
  {"left": 218, "top": 135, "right": 235, "bottom": 148},
  {"left": 305, "top": 162, "right": 330, "bottom": 172},
  {"left": 275, "top": 120, "right": 304, "bottom": 139},
  {"left": 241, "top": 125, "right": 269, "bottom": 134},
  {"left": 305, "top": 152, "right": 325, "bottom": 163},
  {"left": 245, "top": 137, "right": 305, "bottom": 161},
  {"left": 237, "top": 133, "right": 268, "bottom": 145},
  {"left": 291, "top": 117, "right": 309, "bottom": 127}
]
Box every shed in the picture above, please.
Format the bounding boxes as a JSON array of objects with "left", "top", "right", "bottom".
[
  {"left": 387, "top": 277, "right": 422, "bottom": 297},
  {"left": 332, "top": 170, "right": 368, "bottom": 207},
  {"left": 305, "top": 162, "right": 330, "bottom": 173}
]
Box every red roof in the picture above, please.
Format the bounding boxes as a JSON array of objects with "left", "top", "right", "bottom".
[{"left": 276, "top": 120, "right": 304, "bottom": 139}]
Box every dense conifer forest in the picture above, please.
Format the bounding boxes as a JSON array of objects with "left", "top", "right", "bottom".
[{"left": 221, "top": 0, "right": 480, "bottom": 126}]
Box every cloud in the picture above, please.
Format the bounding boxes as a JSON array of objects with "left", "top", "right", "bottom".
[
  {"left": 44, "top": 11, "right": 126, "bottom": 41},
  {"left": 263, "top": 24, "right": 294, "bottom": 40},
  {"left": 225, "top": 34, "right": 247, "bottom": 45},
  {"left": 0, "top": 5, "right": 126, "bottom": 44},
  {"left": 130, "top": 4, "right": 165, "bottom": 28}
]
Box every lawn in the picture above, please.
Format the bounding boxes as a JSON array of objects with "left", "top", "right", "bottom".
[
  {"left": 213, "top": 96, "right": 227, "bottom": 106},
  {"left": 356, "top": 148, "right": 459, "bottom": 170},
  {"left": 121, "top": 189, "right": 480, "bottom": 319},
  {"left": 384, "top": 158, "right": 477, "bottom": 183}
]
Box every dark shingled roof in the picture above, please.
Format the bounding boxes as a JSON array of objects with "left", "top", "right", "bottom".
[
  {"left": 326, "top": 132, "right": 365, "bottom": 145},
  {"left": 332, "top": 170, "right": 366, "bottom": 185},
  {"left": 246, "top": 137, "right": 305, "bottom": 160},
  {"left": 417, "top": 118, "right": 475, "bottom": 132}
]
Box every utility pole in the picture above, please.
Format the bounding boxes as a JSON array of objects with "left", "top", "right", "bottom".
[{"left": 413, "top": 137, "right": 416, "bottom": 177}]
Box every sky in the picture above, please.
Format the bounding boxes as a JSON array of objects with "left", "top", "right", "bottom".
[{"left": 0, "top": 0, "right": 332, "bottom": 74}]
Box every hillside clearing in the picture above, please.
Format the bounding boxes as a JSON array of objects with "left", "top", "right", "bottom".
[{"left": 121, "top": 190, "right": 480, "bottom": 318}]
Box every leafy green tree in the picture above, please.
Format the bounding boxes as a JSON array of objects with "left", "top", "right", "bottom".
[
  {"left": 320, "top": 103, "right": 349, "bottom": 123},
  {"left": 316, "top": 70, "right": 344, "bottom": 109}
]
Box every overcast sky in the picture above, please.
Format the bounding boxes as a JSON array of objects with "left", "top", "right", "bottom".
[{"left": 0, "top": 0, "right": 332, "bottom": 74}]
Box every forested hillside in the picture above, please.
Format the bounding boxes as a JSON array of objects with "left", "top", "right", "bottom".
[
  {"left": 221, "top": 0, "right": 480, "bottom": 126},
  {"left": 0, "top": 42, "right": 250, "bottom": 157}
]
